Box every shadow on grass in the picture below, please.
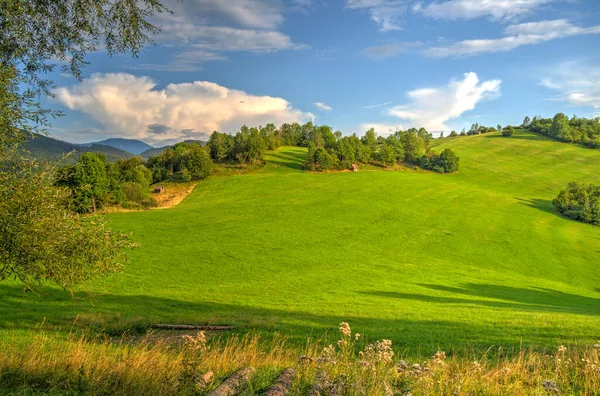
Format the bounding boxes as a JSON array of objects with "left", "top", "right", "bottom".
[
  {"left": 266, "top": 150, "right": 306, "bottom": 171},
  {"left": 482, "top": 134, "right": 545, "bottom": 141},
  {"left": 515, "top": 197, "right": 556, "bottom": 215},
  {"left": 417, "top": 283, "right": 600, "bottom": 315},
  {"left": 0, "top": 283, "right": 599, "bottom": 355}
]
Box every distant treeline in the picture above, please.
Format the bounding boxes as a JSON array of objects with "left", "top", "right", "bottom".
[
  {"left": 55, "top": 122, "right": 459, "bottom": 213},
  {"left": 208, "top": 123, "right": 459, "bottom": 173},
  {"left": 523, "top": 114, "right": 600, "bottom": 149}
]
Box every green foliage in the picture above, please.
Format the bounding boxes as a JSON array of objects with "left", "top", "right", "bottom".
[
  {"left": 0, "top": 156, "right": 133, "bottom": 289},
  {"left": 553, "top": 183, "right": 600, "bottom": 225},
  {"left": 526, "top": 113, "right": 600, "bottom": 148},
  {"left": 207, "top": 132, "right": 234, "bottom": 163},
  {"left": 419, "top": 148, "right": 460, "bottom": 173},
  {"left": 502, "top": 126, "right": 514, "bottom": 137},
  {"left": 0, "top": 0, "right": 166, "bottom": 289},
  {"left": 449, "top": 131, "right": 458, "bottom": 137},
  {"left": 399, "top": 130, "right": 427, "bottom": 163},
  {"left": 147, "top": 142, "right": 213, "bottom": 183}
]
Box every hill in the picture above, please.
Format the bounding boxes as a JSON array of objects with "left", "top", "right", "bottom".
[
  {"left": 83, "top": 138, "right": 153, "bottom": 155},
  {"left": 3, "top": 129, "right": 600, "bottom": 355},
  {"left": 24, "top": 133, "right": 135, "bottom": 163},
  {"left": 140, "top": 140, "right": 206, "bottom": 159}
]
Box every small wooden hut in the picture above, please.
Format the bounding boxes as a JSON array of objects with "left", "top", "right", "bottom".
[
  {"left": 351, "top": 164, "right": 359, "bottom": 172},
  {"left": 153, "top": 185, "right": 165, "bottom": 194}
]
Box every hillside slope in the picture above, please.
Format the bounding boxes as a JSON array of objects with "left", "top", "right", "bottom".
[
  {"left": 24, "top": 133, "right": 134, "bottom": 163},
  {"left": 3, "top": 130, "right": 600, "bottom": 354}
]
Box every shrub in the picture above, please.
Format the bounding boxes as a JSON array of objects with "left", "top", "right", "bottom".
[
  {"left": 419, "top": 149, "right": 460, "bottom": 173},
  {"left": 502, "top": 126, "right": 514, "bottom": 137},
  {"left": 553, "top": 182, "right": 600, "bottom": 225}
]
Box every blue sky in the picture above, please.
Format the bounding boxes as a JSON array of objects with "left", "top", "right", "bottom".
[{"left": 48, "top": 0, "right": 600, "bottom": 146}]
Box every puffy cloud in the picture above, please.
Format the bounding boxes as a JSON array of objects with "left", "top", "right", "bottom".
[
  {"left": 425, "top": 20, "right": 600, "bottom": 57},
  {"left": 346, "top": 0, "right": 408, "bottom": 31},
  {"left": 315, "top": 102, "right": 333, "bottom": 112},
  {"left": 386, "top": 72, "right": 501, "bottom": 130},
  {"left": 541, "top": 62, "right": 600, "bottom": 115},
  {"left": 54, "top": 73, "right": 312, "bottom": 145},
  {"left": 362, "top": 41, "right": 420, "bottom": 59},
  {"left": 414, "top": 0, "right": 554, "bottom": 22}
]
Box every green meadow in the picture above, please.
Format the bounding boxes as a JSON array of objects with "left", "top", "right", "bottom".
[{"left": 2, "top": 129, "right": 600, "bottom": 355}]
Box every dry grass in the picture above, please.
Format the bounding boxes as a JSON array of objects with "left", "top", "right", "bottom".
[
  {"left": 1, "top": 323, "right": 599, "bottom": 395},
  {"left": 150, "top": 182, "right": 198, "bottom": 209}
]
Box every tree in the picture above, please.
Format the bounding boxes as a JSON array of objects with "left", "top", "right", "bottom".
[
  {"left": 497, "top": 124, "right": 502, "bottom": 132},
  {"left": 208, "top": 131, "right": 234, "bottom": 162},
  {"left": 502, "top": 126, "right": 515, "bottom": 137},
  {"left": 0, "top": 0, "right": 166, "bottom": 289},
  {"left": 522, "top": 116, "right": 531, "bottom": 128},
  {"left": 72, "top": 153, "right": 109, "bottom": 212},
  {"left": 449, "top": 131, "right": 458, "bottom": 137}
]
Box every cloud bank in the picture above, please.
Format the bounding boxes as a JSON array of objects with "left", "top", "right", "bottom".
[{"left": 54, "top": 73, "right": 313, "bottom": 145}]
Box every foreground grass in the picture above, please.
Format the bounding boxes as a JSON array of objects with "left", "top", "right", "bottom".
[
  {"left": 2, "top": 130, "right": 600, "bottom": 356},
  {"left": 1, "top": 323, "right": 599, "bottom": 395}
]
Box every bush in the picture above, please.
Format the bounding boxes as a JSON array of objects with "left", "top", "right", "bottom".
[
  {"left": 419, "top": 148, "right": 460, "bottom": 173},
  {"left": 121, "top": 182, "right": 150, "bottom": 204},
  {"left": 553, "top": 182, "right": 600, "bottom": 225},
  {"left": 502, "top": 126, "right": 514, "bottom": 137}
]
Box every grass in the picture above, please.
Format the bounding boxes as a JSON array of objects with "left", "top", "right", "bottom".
[
  {"left": 2, "top": 129, "right": 600, "bottom": 357},
  {"left": 1, "top": 323, "right": 599, "bottom": 395}
]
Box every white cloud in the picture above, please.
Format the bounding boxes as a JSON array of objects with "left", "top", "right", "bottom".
[
  {"left": 425, "top": 19, "right": 600, "bottom": 57},
  {"left": 159, "top": 0, "right": 285, "bottom": 30},
  {"left": 364, "top": 101, "right": 393, "bottom": 109},
  {"left": 541, "top": 62, "right": 600, "bottom": 115},
  {"left": 363, "top": 42, "right": 420, "bottom": 59},
  {"left": 414, "top": 0, "right": 554, "bottom": 22},
  {"left": 53, "top": 73, "right": 312, "bottom": 145},
  {"left": 346, "top": 0, "right": 407, "bottom": 31},
  {"left": 361, "top": 123, "right": 404, "bottom": 136},
  {"left": 386, "top": 72, "right": 501, "bottom": 130},
  {"left": 315, "top": 102, "right": 333, "bottom": 112},
  {"left": 136, "top": 0, "right": 307, "bottom": 71}
]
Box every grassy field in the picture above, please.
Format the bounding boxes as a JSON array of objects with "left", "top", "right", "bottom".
[{"left": 2, "top": 129, "right": 600, "bottom": 356}]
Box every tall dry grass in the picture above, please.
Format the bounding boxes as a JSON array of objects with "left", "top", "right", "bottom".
[{"left": 1, "top": 323, "right": 599, "bottom": 395}]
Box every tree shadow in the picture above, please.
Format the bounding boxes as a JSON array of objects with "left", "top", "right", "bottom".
[
  {"left": 1, "top": 284, "right": 597, "bottom": 355},
  {"left": 415, "top": 283, "right": 600, "bottom": 316},
  {"left": 265, "top": 149, "right": 306, "bottom": 171},
  {"left": 514, "top": 197, "right": 556, "bottom": 215},
  {"left": 482, "top": 134, "right": 544, "bottom": 141}
]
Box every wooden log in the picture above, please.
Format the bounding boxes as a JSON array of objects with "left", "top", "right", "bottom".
[
  {"left": 307, "top": 370, "right": 329, "bottom": 396},
  {"left": 264, "top": 368, "right": 296, "bottom": 396},
  {"left": 208, "top": 367, "right": 255, "bottom": 396},
  {"left": 151, "top": 324, "right": 233, "bottom": 331}
]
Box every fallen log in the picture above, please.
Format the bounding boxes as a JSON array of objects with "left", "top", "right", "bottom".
[
  {"left": 307, "top": 370, "right": 329, "bottom": 396},
  {"left": 152, "top": 324, "right": 233, "bottom": 331},
  {"left": 264, "top": 368, "right": 296, "bottom": 396},
  {"left": 208, "top": 367, "right": 255, "bottom": 396}
]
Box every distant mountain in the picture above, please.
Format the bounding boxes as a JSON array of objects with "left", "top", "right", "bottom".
[
  {"left": 140, "top": 140, "right": 206, "bottom": 159},
  {"left": 83, "top": 138, "right": 153, "bottom": 155},
  {"left": 24, "top": 133, "right": 135, "bottom": 163}
]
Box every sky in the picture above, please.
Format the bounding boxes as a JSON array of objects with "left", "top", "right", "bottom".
[{"left": 47, "top": 0, "right": 600, "bottom": 146}]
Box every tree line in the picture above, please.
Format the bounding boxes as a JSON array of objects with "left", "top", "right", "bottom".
[
  {"left": 56, "top": 123, "right": 460, "bottom": 213},
  {"left": 524, "top": 114, "right": 600, "bottom": 148}
]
